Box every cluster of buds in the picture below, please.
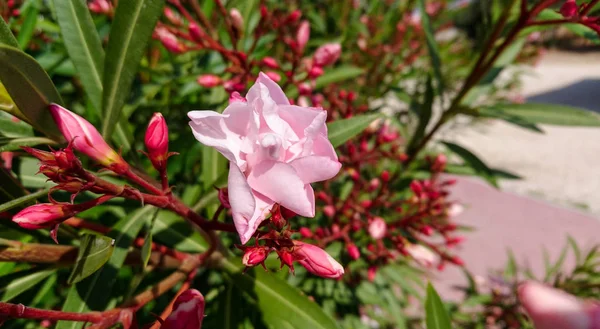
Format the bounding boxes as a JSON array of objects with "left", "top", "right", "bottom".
[
  {"left": 559, "top": 0, "right": 600, "bottom": 36},
  {"left": 238, "top": 206, "right": 344, "bottom": 279},
  {"left": 1, "top": 0, "right": 21, "bottom": 20},
  {"left": 11, "top": 104, "right": 174, "bottom": 242}
]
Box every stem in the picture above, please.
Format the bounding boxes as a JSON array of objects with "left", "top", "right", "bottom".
[
  {"left": 582, "top": 0, "right": 600, "bottom": 16},
  {"left": 0, "top": 303, "right": 103, "bottom": 323},
  {"left": 124, "top": 170, "right": 164, "bottom": 196}
]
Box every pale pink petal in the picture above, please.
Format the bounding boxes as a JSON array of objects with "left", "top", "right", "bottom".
[
  {"left": 251, "top": 82, "right": 299, "bottom": 145},
  {"left": 312, "top": 134, "right": 339, "bottom": 160},
  {"left": 278, "top": 105, "right": 326, "bottom": 138},
  {"left": 247, "top": 161, "right": 314, "bottom": 217},
  {"left": 228, "top": 163, "right": 275, "bottom": 243},
  {"left": 221, "top": 102, "right": 252, "bottom": 135},
  {"left": 188, "top": 111, "right": 243, "bottom": 167},
  {"left": 301, "top": 110, "right": 328, "bottom": 156},
  {"left": 290, "top": 156, "right": 341, "bottom": 184},
  {"left": 518, "top": 281, "right": 590, "bottom": 329},
  {"left": 247, "top": 72, "right": 290, "bottom": 105}
]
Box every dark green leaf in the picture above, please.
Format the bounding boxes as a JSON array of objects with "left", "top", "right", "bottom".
[
  {"left": 0, "top": 137, "right": 56, "bottom": 152},
  {"left": 0, "top": 188, "right": 49, "bottom": 214},
  {"left": 314, "top": 66, "right": 364, "bottom": 90},
  {"left": 417, "top": 0, "right": 443, "bottom": 96},
  {"left": 482, "top": 103, "right": 600, "bottom": 127},
  {"left": 0, "top": 16, "right": 18, "bottom": 48},
  {"left": 407, "top": 76, "right": 434, "bottom": 153},
  {"left": 17, "top": 0, "right": 39, "bottom": 50},
  {"left": 478, "top": 106, "right": 544, "bottom": 133},
  {"left": 140, "top": 210, "right": 159, "bottom": 269},
  {"left": 57, "top": 206, "right": 153, "bottom": 329},
  {"left": 0, "top": 168, "right": 26, "bottom": 205},
  {"left": 327, "top": 113, "right": 381, "bottom": 147},
  {"left": 0, "top": 268, "right": 55, "bottom": 302},
  {"left": 0, "top": 45, "right": 63, "bottom": 139},
  {"left": 101, "top": 0, "right": 165, "bottom": 137},
  {"left": 425, "top": 283, "right": 452, "bottom": 329},
  {"left": 54, "top": 0, "right": 105, "bottom": 111},
  {"left": 444, "top": 164, "right": 521, "bottom": 180},
  {"left": 67, "top": 234, "right": 115, "bottom": 285},
  {"left": 442, "top": 141, "right": 498, "bottom": 187}
]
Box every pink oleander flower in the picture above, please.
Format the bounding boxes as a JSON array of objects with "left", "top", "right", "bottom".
[
  {"left": 12, "top": 203, "right": 68, "bottom": 229},
  {"left": 518, "top": 281, "right": 600, "bottom": 329},
  {"left": 293, "top": 241, "right": 344, "bottom": 279},
  {"left": 368, "top": 217, "right": 387, "bottom": 239},
  {"left": 188, "top": 73, "right": 341, "bottom": 243},
  {"left": 145, "top": 113, "right": 169, "bottom": 171},
  {"left": 49, "top": 104, "right": 128, "bottom": 173},
  {"left": 161, "top": 289, "right": 205, "bottom": 329},
  {"left": 296, "top": 20, "right": 310, "bottom": 52},
  {"left": 313, "top": 43, "right": 341, "bottom": 67},
  {"left": 405, "top": 244, "right": 439, "bottom": 268}
]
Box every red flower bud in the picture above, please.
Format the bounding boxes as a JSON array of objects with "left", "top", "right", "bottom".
[
  {"left": 367, "top": 266, "right": 377, "bottom": 282},
  {"left": 293, "top": 241, "right": 344, "bottom": 279},
  {"left": 155, "top": 27, "right": 186, "bottom": 53},
  {"left": 450, "top": 256, "right": 465, "bottom": 266},
  {"left": 197, "top": 74, "right": 222, "bottom": 88},
  {"left": 261, "top": 57, "right": 279, "bottom": 69},
  {"left": 368, "top": 178, "right": 380, "bottom": 191},
  {"left": 12, "top": 204, "right": 67, "bottom": 229},
  {"left": 164, "top": 7, "right": 183, "bottom": 26},
  {"left": 299, "top": 227, "right": 313, "bottom": 238},
  {"left": 48, "top": 104, "right": 128, "bottom": 173},
  {"left": 360, "top": 200, "right": 372, "bottom": 208},
  {"left": 145, "top": 113, "right": 169, "bottom": 171},
  {"left": 381, "top": 170, "right": 390, "bottom": 182},
  {"left": 323, "top": 205, "right": 336, "bottom": 218},
  {"left": 189, "top": 23, "right": 206, "bottom": 42},
  {"left": 265, "top": 71, "right": 281, "bottom": 82},
  {"left": 313, "top": 43, "right": 341, "bottom": 67},
  {"left": 560, "top": 0, "right": 578, "bottom": 18},
  {"left": 242, "top": 246, "right": 269, "bottom": 267},
  {"left": 162, "top": 289, "right": 205, "bottom": 329},
  {"left": 287, "top": 10, "right": 302, "bottom": 23},
  {"left": 368, "top": 217, "right": 387, "bottom": 239},
  {"left": 347, "top": 243, "right": 360, "bottom": 260},
  {"left": 296, "top": 21, "right": 310, "bottom": 52},
  {"left": 308, "top": 66, "right": 324, "bottom": 79},
  {"left": 278, "top": 250, "right": 295, "bottom": 270},
  {"left": 420, "top": 225, "right": 434, "bottom": 236}
]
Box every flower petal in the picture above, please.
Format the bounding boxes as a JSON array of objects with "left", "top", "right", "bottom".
[
  {"left": 247, "top": 72, "right": 290, "bottom": 105},
  {"left": 247, "top": 161, "right": 315, "bottom": 217},
  {"left": 278, "top": 105, "right": 326, "bottom": 138},
  {"left": 290, "top": 156, "right": 341, "bottom": 184},
  {"left": 188, "top": 111, "right": 243, "bottom": 167}
]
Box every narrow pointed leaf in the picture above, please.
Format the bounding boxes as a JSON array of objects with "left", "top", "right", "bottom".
[
  {"left": 0, "top": 16, "right": 18, "bottom": 47},
  {"left": 327, "top": 113, "right": 381, "bottom": 147},
  {"left": 442, "top": 141, "right": 498, "bottom": 188},
  {"left": 67, "top": 234, "right": 115, "bottom": 285},
  {"left": 101, "top": 0, "right": 165, "bottom": 137},
  {"left": 0, "top": 188, "right": 49, "bottom": 214},
  {"left": 53, "top": 0, "right": 105, "bottom": 111},
  {"left": 0, "top": 268, "right": 55, "bottom": 302},
  {"left": 425, "top": 283, "right": 452, "bottom": 329},
  {"left": 417, "top": 0, "right": 443, "bottom": 95},
  {"left": 0, "top": 45, "right": 63, "bottom": 139},
  {"left": 17, "top": 0, "right": 40, "bottom": 50},
  {"left": 482, "top": 103, "right": 600, "bottom": 127}
]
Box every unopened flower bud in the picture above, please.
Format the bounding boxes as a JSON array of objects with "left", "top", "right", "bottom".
[
  {"left": 155, "top": 27, "right": 186, "bottom": 53},
  {"left": 298, "top": 83, "right": 312, "bottom": 95},
  {"left": 48, "top": 104, "right": 128, "bottom": 173},
  {"left": 242, "top": 246, "right": 269, "bottom": 267},
  {"left": 145, "top": 113, "right": 169, "bottom": 171},
  {"left": 12, "top": 204, "right": 67, "bottom": 229},
  {"left": 1, "top": 152, "right": 13, "bottom": 170},
  {"left": 278, "top": 250, "right": 295, "bottom": 270},
  {"left": 287, "top": 10, "right": 302, "bottom": 23},
  {"left": 405, "top": 244, "right": 439, "bottom": 268},
  {"left": 347, "top": 243, "right": 360, "bottom": 260},
  {"left": 230, "top": 8, "right": 244, "bottom": 32},
  {"left": 265, "top": 71, "right": 281, "bottom": 82},
  {"left": 162, "top": 289, "right": 205, "bottom": 329},
  {"left": 308, "top": 66, "right": 324, "bottom": 79},
  {"left": 296, "top": 21, "right": 310, "bottom": 52},
  {"left": 381, "top": 170, "right": 390, "bottom": 182},
  {"left": 368, "top": 178, "right": 380, "bottom": 191},
  {"left": 164, "top": 7, "right": 183, "bottom": 26},
  {"left": 299, "top": 227, "right": 313, "bottom": 238},
  {"left": 367, "top": 266, "right": 377, "bottom": 282},
  {"left": 368, "top": 217, "right": 387, "bottom": 239},
  {"left": 261, "top": 57, "right": 279, "bottom": 69},
  {"left": 189, "top": 23, "right": 206, "bottom": 42},
  {"left": 293, "top": 242, "right": 344, "bottom": 279},
  {"left": 313, "top": 43, "right": 341, "bottom": 67},
  {"left": 197, "top": 74, "right": 222, "bottom": 88},
  {"left": 560, "top": 0, "right": 578, "bottom": 19},
  {"left": 323, "top": 205, "right": 336, "bottom": 218},
  {"left": 420, "top": 225, "right": 434, "bottom": 236}
]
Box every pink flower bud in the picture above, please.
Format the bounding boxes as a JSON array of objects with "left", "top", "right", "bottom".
[
  {"left": 405, "top": 244, "right": 439, "bottom": 268},
  {"left": 293, "top": 242, "right": 344, "bottom": 279},
  {"left": 230, "top": 8, "right": 244, "bottom": 31},
  {"left": 145, "top": 113, "right": 169, "bottom": 171},
  {"left": 560, "top": 0, "right": 578, "bottom": 19},
  {"left": 287, "top": 10, "right": 302, "bottom": 23},
  {"left": 518, "top": 281, "right": 600, "bottom": 329},
  {"left": 313, "top": 43, "right": 341, "bottom": 67},
  {"left": 155, "top": 27, "right": 186, "bottom": 53},
  {"left": 308, "top": 66, "right": 324, "bottom": 79},
  {"left": 368, "top": 217, "right": 387, "bottom": 239},
  {"left": 196, "top": 74, "right": 222, "bottom": 88},
  {"left": 261, "top": 57, "right": 279, "bottom": 69},
  {"left": 420, "top": 225, "right": 434, "bottom": 236},
  {"left": 189, "top": 23, "right": 206, "bottom": 42},
  {"left": 162, "top": 289, "right": 205, "bottom": 329},
  {"left": 164, "top": 7, "right": 183, "bottom": 26},
  {"left": 323, "top": 205, "right": 336, "bottom": 218},
  {"left": 88, "top": 0, "right": 112, "bottom": 14},
  {"left": 296, "top": 21, "right": 310, "bottom": 52},
  {"left": 367, "top": 266, "right": 377, "bottom": 282},
  {"left": 242, "top": 247, "right": 269, "bottom": 267},
  {"left": 368, "top": 178, "right": 380, "bottom": 191},
  {"left": 265, "top": 71, "right": 281, "bottom": 82},
  {"left": 346, "top": 243, "right": 360, "bottom": 260},
  {"left": 299, "top": 227, "right": 313, "bottom": 238},
  {"left": 381, "top": 170, "right": 390, "bottom": 182},
  {"left": 432, "top": 154, "right": 447, "bottom": 172},
  {"left": 1, "top": 152, "right": 13, "bottom": 170},
  {"left": 48, "top": 104, "right": 128, "bottom": 173},
  {"left": 298, "top": 83, "right": 312, "bottom": 95},
  {"left": 12, "top": 204, "right": 67, "bottom": 229}
]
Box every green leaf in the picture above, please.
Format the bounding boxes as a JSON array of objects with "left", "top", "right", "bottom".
[
  {"left": 482, "top": 103, "right": 600, "bottom": 127},
  {"left": 314, "top": 66, "right": 364, "bottom": 90},
  {"left": 417, "top": 0, "right": 443, "bottom": 96},
  {"left": 0, "top": 45, "right": 63, "bottom": 139},
  {"left": 0, "top": 268, "right": 55, "bottom": 302},
  {"left": 0, "top": 16, "right": 18, "bottom": 48},
  {"left": 54, "top": 0, "right": 105, "bottom": 111},
  {"left": 57, "top": 206, "right": 153, "bottom": 329},
  {"left": 67, "top": 234, "right": 115, "bottom": 285},
  {"left": 0, "top": 188, "right": 49, "bottom": 214},
  {"left": 140, "top": 210, "right": 158, "bottom": 269},
  {"left": 407, "top": 76, "right": 434, "bottom": 153},
  {"left": 0, "top": 112, "right": 33, "bottom": 137},
  {"left": 538, "top": 9, "right": 599, "bottom": 44},
  {"left": 0, "top": 137, "right": 57, "bottom": 152},
  {"left": 101, "top": 0, "right": 165, "bottom": 138},
  {"left": 17, "top": 0, "right": 39, "bottom": 50},
  {"left": 478, "top": 106, "right": 544, "bottom": 133},
  {"left": 327, "top": 113, "right": 380, "bottom": 148},
  {"left": 425, "top": 283, "right": 452, "bottom": 329},
  {"left": 444, "top": 164, "right": 521, "bottom": 180},
  {"left": 442, "top": 141, "right": 498, "bottom": 187},
  {"left": 0, "top": 167, "right": 26, "bottom": 205},
  {"left": 220, "top": 260, "right": 340, "bottom": 329}
]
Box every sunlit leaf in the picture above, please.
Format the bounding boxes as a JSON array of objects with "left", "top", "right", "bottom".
[
  {"left": 67, "top": 234, "right": 115, "bottom": 285},
  {"left": 442, "top": 141, "right": 498, "bottom": 188},
  {"left": 425, "top": 283, "right": 452, "bottom": 329},
  {"left": 327, "top": 113, "right": 381, "bottom": 148}
]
